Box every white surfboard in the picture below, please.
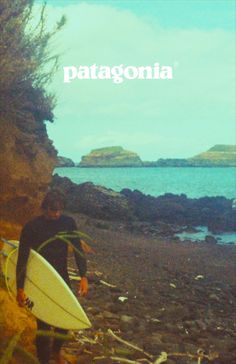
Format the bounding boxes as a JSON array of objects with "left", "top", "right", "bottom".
[{"left": 1, "top": 239, "right": 91, "bottom": 330}]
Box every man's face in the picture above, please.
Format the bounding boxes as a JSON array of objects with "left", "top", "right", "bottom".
[{"left": 45, "top": 208, "right": 62, "bottom": 220}]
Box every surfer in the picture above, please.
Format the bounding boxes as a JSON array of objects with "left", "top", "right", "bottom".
[{"left": 16, "top": 190, "right": 88, "bottom": 364}]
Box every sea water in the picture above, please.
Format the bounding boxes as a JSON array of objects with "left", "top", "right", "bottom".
[
  {"left": 54, "top": 167, "right": 236, "bottom": 199},
  {"left": 176, "top": 226, "right": 236, "bottom": 245},
  {"left": 54, "top": 167, "right": 236, "bottom": 244}
]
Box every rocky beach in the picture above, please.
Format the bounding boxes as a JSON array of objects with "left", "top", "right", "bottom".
[
  {"left": 1, "top": 173, "right": 236, "bottom": 364},
  {"left": 59, "top": 212, "right": 236, "bottom": 364},
  {"left": 0, "top": 2, "right": 235, "bottom": 363},
  {"left": 50, "top": 175, "right": 236, "bottom": 364}
]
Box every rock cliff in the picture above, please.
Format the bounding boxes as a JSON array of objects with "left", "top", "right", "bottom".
[
  {"left": 56, "top": 156, "right": 75, "bottom": 167},
  {"left": 51, "top": 174, "right": 134, "bottom": 221},
  {"left": 189, "top": 144, "right": 236, "bottom": 166},
  {"left": 0, "top": 118, "right": 56, "bottom": 224},
  {"left": 52, "top": 174, "right": 236, "bottom": 233},
  {"left": 79, "top": 145, "right": 236, "bottom": 168},
  {"left": 79, "top": 146, "right": 142, "bottom": 167},
  {"left": 152, "top": 145, "right": 236, "bottom": 167}
]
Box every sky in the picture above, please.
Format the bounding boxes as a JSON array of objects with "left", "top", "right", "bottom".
[{"left": 34, "top": 0, "right": 236, "bottom": 162}]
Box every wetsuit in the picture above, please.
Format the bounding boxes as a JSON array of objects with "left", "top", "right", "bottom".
[{"left": 16, "top": 214, "right": 87, "bottom": 364}]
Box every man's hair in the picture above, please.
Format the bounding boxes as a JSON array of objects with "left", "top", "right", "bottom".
[{"left": 41, "top": 189, "right": 66, "bottom": 210}]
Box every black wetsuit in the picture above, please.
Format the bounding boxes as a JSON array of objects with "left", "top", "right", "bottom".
[
  {"left": 16, "top": 214, "right": 87, "bottom": 289},
  {"left": 16, "top": 214, "right": 87, "bottom": 364}
]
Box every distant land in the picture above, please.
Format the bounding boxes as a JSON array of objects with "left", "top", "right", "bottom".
[
  {"left": 145, "top": 145, "right": 236, "bottom": 167},
  {"left": 56, "top": 156, "right": 75, "bottom": 167},
  {"left": 79, "top": 146, "right": 142, "bottom": 167},
  {"left": 57, "top": 145, "right": 236, "bottom": 167}
]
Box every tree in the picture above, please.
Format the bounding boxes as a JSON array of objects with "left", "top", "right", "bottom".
[
  {"left": 0, "top": 0, "right": 66, "bottom": 125},
  {"left": 0, "top": 0, "right": 66, "bottom": 224}
]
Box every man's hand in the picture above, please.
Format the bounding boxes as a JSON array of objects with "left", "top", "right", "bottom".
[
  {"left": 79, "top": 277, "right": 88, "bottom": 296},
  {"left": 17, "top": 288, "right": 26, "bottom": 307}
]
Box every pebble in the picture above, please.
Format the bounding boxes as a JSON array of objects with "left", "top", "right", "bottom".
[
  {"left": 102, "top": 311, "right": 120, "bottom": 320},
  {"left": 120, "top": 314, "right": 134, "bottom": 323}
]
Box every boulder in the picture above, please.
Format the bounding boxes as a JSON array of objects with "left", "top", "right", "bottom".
[
  {"left": 52, "top": 174, "right": 134, "bottom": 221},
  {"left": 205, "top": 235, "right": 218, "bottom": 244},
  {"left": 52, "top": 175, "right": 235, "bottom": 233}
]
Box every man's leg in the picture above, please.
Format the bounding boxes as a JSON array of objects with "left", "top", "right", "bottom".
[
  {"left": 36, "top": 319, "right": 51, "bottom": 364},
  {"left": 52, "top": 328, "right": 68, "bottom": 364}
]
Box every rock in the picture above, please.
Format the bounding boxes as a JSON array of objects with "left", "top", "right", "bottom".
[
  {"left": 142, "top": 342, "right": 165, "bottom": 355},
  {"left": 163, "top": 360, "right": 176, "bottom": 364},
  {"left": 205, "top": 235, "right": 217, "bottom": 244},
  {"left": 136, "top": 322, "right": 146, "bottom": 333},
  {"left": 209, "top": 293, "right": 220, "bottom": 302},
  {"left": 150, "top": 333, "right": 163, "bottom": 344},
  {"left": 120, "top": 315, "right": 134, "bottom": 323},
  {"left": 0, "top": 120, "right": 56, "bottom": 223},
  {"left": 51, "top": 175, "right": 134, "bottom": 221},
  {"left": 102, "top": 311, "right": 120, "bottom": 320},
  {"left": 0, "top": 119, "right": 56, "bottom": 224},
  {"left": 56, "top": 156, "right": 75, "bottom": 167},
  {"left": 182, "top": 343, "right": 199, "bottom": 353},
  {"left": 51, "top": 175, "right": 235, "bottom": 233},
  {"left": 165, "top": 323, "right": 182, "bottom": 334},
  {"left": 162, "top": 304, "right": 187, "bottom": 321},
  {"left": 109, "top": 304, "right": 123, "bottom": 313},
  {"left": 195, "top": 319, "right": 208, "bottom": 331}
]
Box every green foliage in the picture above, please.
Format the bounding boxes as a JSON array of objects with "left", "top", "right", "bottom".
[
  {"left": 37, "top": 230, "right": 92, "bottom": 258},
  {"left": 208, "top": 144, "right": 236, "bottom": 152},
  {"left": 0, "top": 331, "right": 23, "bottom": 364},
  {"left": 0, "top": 329, "right": 74, "bottom": 364},
  {"left": 0, "top": 0, "right": 66, "bottom": 124},
  {"left": 14, "top": 345, "right": 40, "bottom": 364},
  {"left": 91, "top": 146, "right": 124, "bottom": 154}
]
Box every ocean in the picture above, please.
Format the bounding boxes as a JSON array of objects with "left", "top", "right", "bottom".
[
  {"left": 54, "top": 167, "right": 236, "bottom": 199},
  {"left": 54, "top": 166, "right": 236, "bottom": 244}
]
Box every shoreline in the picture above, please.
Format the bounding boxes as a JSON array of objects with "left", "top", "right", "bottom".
[
  {"left": 56, "top": 165, "right": 236, "bottom": 169},
  {"left": 53, "top": 167, "right": 236, "bottom": 201},
  {"left": 63, "top": 212, "right": 236, "bottom": 363},
  {"left": 51, "top": 174, "right": 236, "bottom": 236}
]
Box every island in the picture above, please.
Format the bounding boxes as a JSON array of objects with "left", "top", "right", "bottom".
[
  {"left": 78, "top": 144, "right": 236, "bottom": 167},
  {"left": 188, "top": 144, "right": 236, "bottom": 167},
  {"left": 79, "top": 146, "right": 142, "bottom": 167},
  {"left": 56, "top": 156, "right": 75, "bottom": 167}
]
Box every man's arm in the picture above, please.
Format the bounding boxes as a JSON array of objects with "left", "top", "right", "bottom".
[
  {"left": 16, "top": 223, "right": 32, "bottom": 305},
  {"left": 68, "top": 218, "right": 88, "bottom": 296},
  {"left": 74, "top": 241, "right": 87, "bottom": 274},
  {"left": 73, "top": 239, "right": 88, "bottom": 296}
]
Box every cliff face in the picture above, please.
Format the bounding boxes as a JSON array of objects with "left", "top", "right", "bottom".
[
  {"left": 56, "top": 156, "right": 75, "bottom": 167},
  {"left": 0, "top": 118, "right": 57, "bottom": 224},
  {"left": 79, "top": 146, "right": 142, "bottom": 167},
  {"left": 152, "top": 145, "right": 236, "bottom": 167},
  {"left": 79, "top": 144, "right": 236, "bottom": 168},
  {"left": 189, "top": 144, "right": 236, "bottom": 166}
]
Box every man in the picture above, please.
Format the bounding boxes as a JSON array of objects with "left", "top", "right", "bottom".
[{"left": 16, "top": 190, "right": 88, "bottom": 364}]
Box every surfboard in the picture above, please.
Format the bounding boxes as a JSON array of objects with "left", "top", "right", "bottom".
[{"left": 0, "top": 239, "right": 91, "bottom": 330}]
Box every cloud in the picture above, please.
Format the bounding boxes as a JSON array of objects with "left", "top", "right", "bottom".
[{"left": 35, "top": 2, "right": 235, "bottom": 159}]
